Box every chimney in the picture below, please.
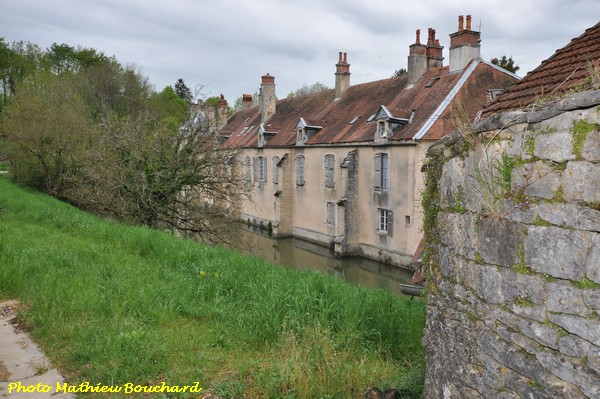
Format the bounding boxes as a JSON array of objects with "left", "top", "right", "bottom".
[
  {"left": 335, "top": 52, "right": 351, "bottom": 99},
  {"left": 407, "top": 29, "right": 428, "bottom": 85},
  {"left": 426, "top": 28, "right": 444, "bottom": 70},
  {"left": 242, "top": 94, "right": 253, "bottom": 109},
  {"left": 217, "top": 94, "right": 228, "bottom": 129},
  {"left": 449, "top": 14, "right": 481, "bottom": 72},
  {"left": 259, "top": 73, "right": 276, "bottom": 123}
]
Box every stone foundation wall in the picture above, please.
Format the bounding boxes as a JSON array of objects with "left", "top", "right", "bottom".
[{"left": 423, "top": 91, "right": 600, "bottom": 398}]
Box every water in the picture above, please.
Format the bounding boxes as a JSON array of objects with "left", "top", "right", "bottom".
[{"left": 236, "top": 225, "right": 414, "bottom": 296}]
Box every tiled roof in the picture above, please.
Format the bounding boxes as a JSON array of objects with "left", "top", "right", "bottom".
[
  {"left": 221, "top": 60, "right": 517, "bottom": 148},
  {"left": 482, "top": 21, "right": 600, "bottom": 117}
]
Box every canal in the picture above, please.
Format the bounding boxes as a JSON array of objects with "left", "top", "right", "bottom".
[{"left": 236, "top": 225, "right": 414, "bottom": 297}]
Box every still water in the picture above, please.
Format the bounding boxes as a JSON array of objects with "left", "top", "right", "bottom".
[{"left": 235, "top": 226, "right": 414, "bottom": 297}]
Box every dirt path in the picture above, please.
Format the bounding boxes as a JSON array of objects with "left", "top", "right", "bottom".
[{"left": 0, "top": 301, "right": 74, "bottom": 398}]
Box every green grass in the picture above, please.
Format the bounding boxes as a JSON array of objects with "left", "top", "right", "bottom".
[{"left": 0, "top": 177, "right": 426, "bottom": 398}]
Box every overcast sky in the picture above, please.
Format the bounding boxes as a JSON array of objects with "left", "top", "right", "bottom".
[{"left": 2, "top": 1, "right": 599, "bottom": 104}]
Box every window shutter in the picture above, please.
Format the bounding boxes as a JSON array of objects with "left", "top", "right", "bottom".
[
  {"left": 382, "top": 153, "right": 389, "bottom": 191},
  {"left": 324, "top": 155, "right": 334, "bottom": 188},
  {"left": 272, "top": 156, "right": 279, "bottom": 184},
  {"left": 261, "top": 157, "right": 267, "bottom": 182},
  {"left": 387, "top": 210, "right": 394, "bottom": 236},
  {"left": 296, "top": 156, "right": 304, "bottom": 185},
  {"left": 245, "top": 157, "right": 251, "bottom": 182},
  {"left": 374, "top": 153, "right": 382, "bottom": 190},
  {"left": 253, "top": 157, "right": 258, "bottom": 181}
]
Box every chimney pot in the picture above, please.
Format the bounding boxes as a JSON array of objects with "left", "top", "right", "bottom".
[
  {"left": 466, "top": 15, "right": 472, "bottom": 30},
  {"left": 338, "top": 52, "right": 343, "bottom": 63},
  {"left": 458, "top": 15, "right": 464, "bottom": 31},
  {"left": 343, "top": 52, "right": 347, "bottom": 63},
  {"left": 415, "top": 29, "right": 421, "bottom": 44}
]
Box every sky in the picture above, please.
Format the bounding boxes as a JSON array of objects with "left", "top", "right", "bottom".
[{"left": 2, "top": 1, "right": 599, "bottom": 104}]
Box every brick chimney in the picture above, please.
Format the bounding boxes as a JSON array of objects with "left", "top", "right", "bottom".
[
  {"left": 335, "top": 52, "right": 351, "bottom": 99},
  {"left": 449, "top": 15, "right": 481, "bottom": 72},
  {"left": 259, "top": 73, "right": 276, "bottom": 123},
  {"left": 407, "top": 29, "right": 428, "bottom": 85},
  {"left": 241, "top": 93, "right": 253, "bottom": 109},
  {"left": 426, "top": 28, "right": 444, "bottom": 70},
  {"left": 217, "top": 94, "right": 228, "bottom": 129}
]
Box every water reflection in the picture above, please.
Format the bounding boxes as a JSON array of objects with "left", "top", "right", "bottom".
[{"left": 236, "top": 225, "right": 413, "bottom": 296}]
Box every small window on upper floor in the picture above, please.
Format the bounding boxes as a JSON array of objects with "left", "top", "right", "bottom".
[
  {"left": 245, "top": 156, "right": 252, "bottom": 183},
  {"left": 377, "top": 121, "right": 387, "bottom": 138},
  {"left": 374, "top": 153, "right": 389, "bottom": 192},
  {"left": 377, "top": 208, "right": 393, "bottom": 236},
  {"left": 324, "top": 154, "right": 335, "bottom": 188},
  {"left": 272, "top": 156, "right": 280, "bottom": 184},
  {"left": 258, "top": 156, "right": 267, "bottom": 183},
  {"left": 296, "top": 155, "right": 305, "bottom": 186}
]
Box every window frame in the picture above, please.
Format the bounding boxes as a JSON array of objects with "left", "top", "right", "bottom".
[
  {"left": 373, "top": 153, "right": 389, "bottom": 191},
  {"left": 326, "top": 201, "right": 336, "bottom": 225},
  {"left": 324, "top": 154, "right": 335, "bottom": 188},
  {"left": 377, "top": 208, "right": 393, "bottom": 236},
  {"left": 295, "top": 155, "right": 305, "bottom": 186}
]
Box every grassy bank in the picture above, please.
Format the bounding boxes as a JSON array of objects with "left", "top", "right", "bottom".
[{"left": 0, "top": 177, "right": 425, "bottom": 398}]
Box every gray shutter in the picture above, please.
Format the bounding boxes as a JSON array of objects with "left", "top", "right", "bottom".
[
  {"left": 296, "top": 156, "right": 304, "bottom": 185},
  {"left": 374, "top": 153, "right": 381, "bottom": 190},
  {"left": 245, "top": 157, "right": 251, "bottom": 182},
  {"left": 382, "top": 153, "right": 389, "bottom": 191},
  {"left": 253, "top": 157, "right": 258, "bottom": 181},
  {"left": 387, "top": 210, "right": 393, "bottom": 237}
]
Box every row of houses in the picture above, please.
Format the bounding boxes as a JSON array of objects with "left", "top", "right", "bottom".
[{"left": 212, "top": 15, "right": 519, "bottom": 266}]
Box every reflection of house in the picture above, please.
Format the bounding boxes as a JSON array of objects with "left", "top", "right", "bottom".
[{"left": 219, "top": 15, "right": 519, "bottom": 266}]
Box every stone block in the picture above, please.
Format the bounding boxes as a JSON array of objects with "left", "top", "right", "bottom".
[
  {"left": 477, "top": 218, "right": 524, "bottom": 267},
  {"left": 558, "top": 335, "right": 592, "bottom": 358},
  {"left": 547, "top": 313, "right": 600, "bottom": 345},
  {"left": 507, "top": 130, "right": 534, "bottom": 160},
  {"left": 525, "top": 226, "right": 588, "bottom": 280},
  {"left": 476, "top": 265, "right": 505, "bottom": 304},
  {"left": 581, "top": 130, "right": 600, "bottom": 162},
  {"left": 511, "top": 161, "right": 561, "bottom": 200},
  {"left": 502, "top": 270, "right": 547, "bottom": 306},
  {"left": 535, "top": 349, "right": 600, "bottom": 398},
  {"left": 440, "top": 156, "right": 465, "bottom": 209},
  {"left": 584, "top": 233, "right": 600, "bottom": 284},
  {"left": 563, "top": 162, "right": 600, "bottom": 203},
  {"left": 532, "top": 202, "right": 600, "bottom": 232},
  {"left": 547, "top": 281, "right": 590, "bottom": 316},
  {"left": 583, "top": 289, "right": 600, "bottom": 312},
  {"left": 534, "top": 130, "right": 576, "bottom": 162}
]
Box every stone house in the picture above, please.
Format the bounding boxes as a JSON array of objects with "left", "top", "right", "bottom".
[
  {"left": 219, "top": 15, "right": 519, "bottom": 266},
  {"left": 423, "top": 21, "right": 600, "bottom": 398}
]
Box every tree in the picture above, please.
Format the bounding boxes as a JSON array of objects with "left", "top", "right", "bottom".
[
  {"left": 392, "top": 68, "right": 407, "bottom": 78},
  {"left": 491, "top": 55, "right": 520, "bottom": 74},
  {"left": 174, "top": 78, "right": 193, "bottom": 103},
  {"left": 287, "top": 82, "right": 330, "bottom": 98}
]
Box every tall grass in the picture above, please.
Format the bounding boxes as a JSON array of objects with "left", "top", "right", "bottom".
[{"left": 0, "top": 176, "right": 425, "bottom": 398}]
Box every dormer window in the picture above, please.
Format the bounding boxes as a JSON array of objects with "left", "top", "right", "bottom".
[
  {"left": 378, "top": 121, "right": 387, "bottom": 138},
  {"left": 297, "top": 128, "right": 306, "bottom": 144}
]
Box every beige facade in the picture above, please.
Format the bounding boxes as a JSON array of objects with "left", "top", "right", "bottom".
[
  {"left": 239, "top": 141, "right": 432, "bottom": 266},
  {"left": 220, "top": 15, "right": 519, "bottom": 267}
]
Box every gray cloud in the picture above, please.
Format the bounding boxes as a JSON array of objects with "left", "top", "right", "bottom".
[{"left": 2, "top": 0, "right": 599, "bottom": 103}]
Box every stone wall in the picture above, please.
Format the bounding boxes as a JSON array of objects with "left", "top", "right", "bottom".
[{"left": 422, "top": 90, "right": 600, "bottom": 398}]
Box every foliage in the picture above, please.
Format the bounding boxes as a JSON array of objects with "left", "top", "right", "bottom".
[
  {"left": 174, "top": 78, "right": 193, "bottom": 103},
  {"left": 287, "top": 82, "right": 330, "bottom": 98},
  {"left": 0, "top": 177, "right": 426, "bottom": 398},
  {"left": 392, "top": 68, "right": 407, "bottom": 78},
  {"left": 491, "top": 55, "right": 520, "bottom": 74},
  {"left": 0, "top": 39, "right": 245, "bottom": 245}
]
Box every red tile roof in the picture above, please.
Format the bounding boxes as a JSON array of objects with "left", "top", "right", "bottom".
[
  {"left": 483, "top": 21, "right": 600, "bottom": 117},
  {"left": 221, "top": 60, "right": 517, "bottom": 148}
]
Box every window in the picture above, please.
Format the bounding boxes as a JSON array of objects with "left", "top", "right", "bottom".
[
  {"left": 378, "top": 208, "right": 393, "bottom": 236},
  {"left": 258, "top": 156, "right": 267, "bottom": 182},
  {"left": 326, "top": 202, "right": 336, "bottom": 225},
  {"left": 245, "top": 156, "right": 252, "bottom": 183},
  {"left": 378, "top": 121, "right": 387, "bottom": 138},
  {"left": 272, "top": 156, "right": 280, "bottom": 184},
  {"left": 324, "top": 154, "right": 335, "bottom": 188},
  {"left": 296, "top": 155, "right": 305, "bottom": 186},
  {"left": 253, "top": 157, "right": 258, "bottom": 182},
  {"left": 374, "top": 153, "right": 389, "bottom": 191}
]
